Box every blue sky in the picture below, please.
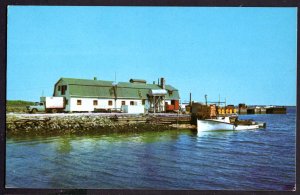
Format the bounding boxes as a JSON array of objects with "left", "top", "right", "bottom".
[{"left": 7, "top": 6, "right": 297, "bottom": 105}]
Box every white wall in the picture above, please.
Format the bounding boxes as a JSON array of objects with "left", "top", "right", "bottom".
[
  {"left": 68, "top": 98, "right": 144, "bottom": 112},
  {"left": 121, "top": 105, "right": 145, "bottom": 114},
  {"left": 69, "top": 98, "right": 115, "bottom": 112},
  {"left": 115, "top": 99, "right": 143, "bottom": 110},
  {"left": 64, "top": 97, "right": 175, "bottom": 112}
]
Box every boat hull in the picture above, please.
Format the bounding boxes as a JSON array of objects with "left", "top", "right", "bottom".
[{"left": 197, "top": 119, "right": 260, "bottom": 131}]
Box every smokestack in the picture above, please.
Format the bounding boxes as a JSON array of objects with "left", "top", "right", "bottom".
[
  {"left": 189, "top": 92, "right": 192, "bottom": 106},
  {"left": 158, "top": 78, "right": 160, "bottom": 86},
  {"left": 160, "top": 77, "right": 165, "bottom": 89}
]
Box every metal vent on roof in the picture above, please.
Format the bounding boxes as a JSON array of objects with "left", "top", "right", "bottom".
[{"left": 129, "top": 79, "right": 147, "bottom": 84}]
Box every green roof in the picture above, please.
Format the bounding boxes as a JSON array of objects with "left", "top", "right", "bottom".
[
  {"left": 58, "top": 78, "right": 113, "bottom": 86},
  {"left": 165, "top": 85, "right": 177, "bottom": 91},
  {"left": 117, "top": 82, "right": 161, "bottom": 89},
  {"left": 116, "top": 82, "right": 179, "bottom": 99},
  {"left": 165, "top": 90, "right": 180, "bottom": 100},
  {"left": 56, "top": 77, "right": 180, "bottom": 100},
  {"left": 69, "top": 85, "right": 114, "bottom": 98}
]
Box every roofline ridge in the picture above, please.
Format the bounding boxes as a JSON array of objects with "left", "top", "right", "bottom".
[{"left": 61, "top": 77, "right": 114, "bottom": 82}]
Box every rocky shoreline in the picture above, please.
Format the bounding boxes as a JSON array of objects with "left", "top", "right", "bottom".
[{"left": 6, "top": 113, "right": 195, "bottom": 137}]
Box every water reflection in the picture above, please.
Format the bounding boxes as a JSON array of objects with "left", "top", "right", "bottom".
[
  {"left": 196, "top": 130, "right": 236, "bottom": 138},
  {"left": 56, "top": 137, "right": 73, "bottom": 154},
  {"left": 8, "top": 129, "right": 191, "bottom": 145}
]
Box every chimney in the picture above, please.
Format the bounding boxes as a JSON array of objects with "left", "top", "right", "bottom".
[
  {"left": 160, "top": 77, "right": 165, "bottom": 89},
  {"left": 94, "top": 77, "right": 97, "bottom": 80}
]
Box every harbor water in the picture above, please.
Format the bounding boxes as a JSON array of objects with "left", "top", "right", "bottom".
[{"left": 6, "top": 107, "right": 296, "bottom": 190}]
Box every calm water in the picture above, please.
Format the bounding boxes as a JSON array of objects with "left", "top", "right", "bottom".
[{"left": 6, "top": 107, "right": 296, "bottom": 190}]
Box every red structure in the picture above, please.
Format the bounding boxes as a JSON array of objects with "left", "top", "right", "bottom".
[{"left": 165, "top": 100, "right": 179, "bottom": 112}]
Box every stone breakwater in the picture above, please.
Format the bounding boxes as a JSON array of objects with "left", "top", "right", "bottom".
[{"left": 6, "top": 113, "right": 195, "bottom": 137}]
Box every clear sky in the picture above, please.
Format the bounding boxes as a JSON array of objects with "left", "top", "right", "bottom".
[{"left": 7, "top": 6, "right": 297, "bottom": 105}]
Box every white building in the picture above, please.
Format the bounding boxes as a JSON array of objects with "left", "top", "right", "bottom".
[{"left": 53, "top": 77, "right": 180, "bottom": 113}]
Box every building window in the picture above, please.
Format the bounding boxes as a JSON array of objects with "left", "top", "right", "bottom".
[
  {"left": 130, "top": 101, "right": 135, "bottom": 105},
  {"left": 93, "top": 100, "right": 98, "bottom": 106},
  {"left": 58, "top": 86, "right": 61, "bottom": 91},
  {"left": 121, "top": 101, "right": 126, "bottom": 105},
  {"left": 65, "top": 99, "right": 68, "bottom": 105},
  {"left": 108, "top": 100, "right": 113, "bottom": 106},
  {"left": 142, "top": 99, "right": 145, "bottom": 105},
  {"left": 61, "top": 85, "right": 67, "bottom": 95},
  {"left": 77, "top": 100, "right": 82, "bottom": 105}
]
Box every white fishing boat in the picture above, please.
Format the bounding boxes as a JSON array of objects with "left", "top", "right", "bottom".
[
  {"left": 195, "top": 95, "right": 266, "bottom": 132},
  {"left": 197, "top": 116, "right": 263, "bottom": 131}
]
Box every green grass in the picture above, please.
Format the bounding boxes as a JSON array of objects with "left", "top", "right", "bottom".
[
  {"left": 6, "top": 100, "right": 35, "bottom": 113},
  {"left": 7, "top": 100, "right": 35, "bottom": 106}
]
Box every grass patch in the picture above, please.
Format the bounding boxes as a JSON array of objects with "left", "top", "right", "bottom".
[{"left": 6, "top": 100, "right": 35, "bottom": 113}]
